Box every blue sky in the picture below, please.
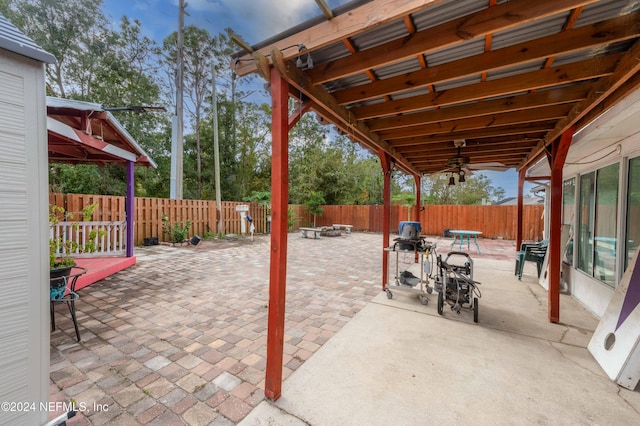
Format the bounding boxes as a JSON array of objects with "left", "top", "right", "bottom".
[
  {"left": 101, "top": 0, "right": 533, "bottom": 198},
  {"left": 103, "top": 0, "right": 353, "bottom": 44}
]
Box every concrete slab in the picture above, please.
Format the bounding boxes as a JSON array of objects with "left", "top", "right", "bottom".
[
  {"left": 241, "top": 401, "right": 308, "bottom": 426},
  {"left": 241, "top": 256, "right": 640, "bottom": 425}
]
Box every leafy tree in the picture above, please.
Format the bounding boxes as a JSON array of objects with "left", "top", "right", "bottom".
[
  {"left": 304, "top": 191, "right": 325, "bottom": 227},
  {"left": 392, "top": 192, "right": 416, "bottom": 220},
  {"left": 422, "top": 172, "right": 506, "bottom": 205},
  {"left": 0, "top": 0, "right": 107, "bottom": 97}
]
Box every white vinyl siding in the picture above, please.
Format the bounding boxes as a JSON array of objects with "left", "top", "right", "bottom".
[{"left": 0, "top": 51, "right": 49, "bottom": 425}]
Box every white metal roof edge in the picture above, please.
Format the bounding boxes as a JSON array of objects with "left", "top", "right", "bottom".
[{"left": 46, "top": 97, "right": 157, "bottom": 168}]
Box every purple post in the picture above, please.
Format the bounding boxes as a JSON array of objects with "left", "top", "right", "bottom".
[{"left": 126, "top": 161, "right": 134, "bottom": 257}]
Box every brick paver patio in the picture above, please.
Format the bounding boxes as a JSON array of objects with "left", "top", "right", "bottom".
[{"left": 49, "top": 232, "right": 516, "bottom": 425}]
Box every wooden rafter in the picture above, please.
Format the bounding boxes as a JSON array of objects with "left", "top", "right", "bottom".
[
  {"left": 378, "top": 104, "right": 573, "bottom": 140},
  {"left": 368, "top": 84, "right": 591, "bottom": 131},
  {"left": 352, "top": 54, "right": 621, "bottom": 119},
  {"left": 263, "top": 48, "right": 418, "bottom": 175},
  {"left": 314, "top": 0, "right": 333, "bottom": 20},
  {"left": 233, "top": 0, "right": 437, "bottom": 76},
  {"left": 523, "top": 39, "right": 640, "bottom": 168},
  {"left": 234, "top": 0, "right": 640, "bottom": 176},
  {"left": 307, "top": 0, "right": 598, "bottom": 84},
  {"left": 332, "top": 14, "right": 639, "bottom": 105}
]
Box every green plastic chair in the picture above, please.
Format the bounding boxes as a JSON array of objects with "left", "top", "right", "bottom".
[{"left": 515, "top": 240, "right": 548, "bottom": 280}]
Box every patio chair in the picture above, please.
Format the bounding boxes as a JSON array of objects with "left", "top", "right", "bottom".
[
  {"left": 50, "top": 266, "right": 87, "bottom": 342},
  {"left": 515, "top": 240, "right": 548, "bottom": 280}
]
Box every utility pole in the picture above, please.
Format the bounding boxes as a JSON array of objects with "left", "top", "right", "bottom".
[
  {"left": 212, "top": 64, "right": 223, "bottom": 234},
  {"left": 171, "top": 0, "right": 186, "bottom": 199}
]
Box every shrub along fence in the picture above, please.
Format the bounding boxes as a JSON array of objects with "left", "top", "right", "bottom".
[{"left": 49, "top": 193, "right": 544, "bottom": 245}]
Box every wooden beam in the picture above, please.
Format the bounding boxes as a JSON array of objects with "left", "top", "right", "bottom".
[
  {"left": 366, "top": 84, "right": 591, "bottom": 131},
  {"left": 229, "top": 31, "right": 254, "bottom": 54},
  {"left": 404, "top": 146, "right": 534, "bottom": 160},
  {"left": 352, "top": 54, "right": 621, "bottom": 119},
  {"left": 307, "top": 0, "right": 599, "bottom": 84},
  {"left": 314, "top": 0, "right": 334, "bottom": 20},
  {"left": 516, "top": 168, "right": 525, "bottom": 252},
  {"left": 548, "top": 128, "right": 574, "bottom": 323},
  {"left": 332, "top": 13, "right": 638, "bottom": 104},
  {"left": 268, "top": 48, "right": 419, "bottom": 176},
  {"left": 396, "top": 138, "right": 540, "bottom": 154},
  {"left": 233, "top": 0, "right": 439, "bottom": 76},
  {"left": 380, "top": 150, "right": 392, "bottom": 291},
  {"left": 265, "top": 69, "right": 289, "bottom": 401},
  {"left": 576, "top": 71, "right": 640, "bottom": 130},
  {"left": 523, "top": 39, "right": 640, "bottom": 168},
  {"left": 377, "top": 104, "right": 572, "bottom": 140},
  {"left": 288, "top": 101, "right": 313, "bottom": 130},
  {"left": 388, "top": 123, "right": 555, "bottom": 147}
]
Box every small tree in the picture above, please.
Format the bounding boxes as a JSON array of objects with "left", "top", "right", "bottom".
[
  {"left": 392, "top": 192, "right": 416, "bottom": 220},
  {"left": 304, "top": 191, "right": 325, "bottom": 227},
  {"left": 162, "top": 213, "right": 192, "bottom": 243}
]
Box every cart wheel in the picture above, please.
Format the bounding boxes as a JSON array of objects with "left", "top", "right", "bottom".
[
  {"left": 419, "top": 294, "right": 428, "bottom": 305},
  {"left": 437, "top": 291, "right": 444, "bottom": 315},
  {"left": 473, "top": 297, "right": 479, "bottom": 323},
  {"left": 426, "top": 286, "right": 433, "bottom": 294},
  {"left": 386, "top": 289, "right": 393, "bottom": 299}
]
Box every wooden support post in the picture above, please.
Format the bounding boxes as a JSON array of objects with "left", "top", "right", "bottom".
[
  {"left": 265, "top": 69, "right": 289, "bottom": 400},
  {"left": 380, "top": 152, "right": 392, "bottom": 291},
  {"left": 126, "top": 161, "right": 134, "bottom": 257},
  {"left": 547, "top": 128, "right": 574, "bottom": 323},
  {"left": 516, "top": 168, "right": 525, "bottom": 252},
  {"left": 413, "top": 173, "right": 421, "bottom": 223}
]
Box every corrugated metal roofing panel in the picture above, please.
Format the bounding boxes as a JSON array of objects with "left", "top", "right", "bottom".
[
  {"left": 576, "top": 0, "right": 640, "bottom": 27},
  {"left": 391, "top": 86, "right": 431, "bottom": 100},
  {"left": 552, "top": 39, "right": 636, "bottom": 66},
  {"left": 373, "top": 57, "right": 422, "bottom": 80},
  {"left": 425, "top": 38, "right": 485, "bottom": 66},
  {"left": 412, "top": 0, "right": 486, "bottom": 32},
  {"left": 323, "top": 73, "right": 372, "bottom": 93},
  {"left": 346, "top": 97, "right": 384, "bottom": 110},
  {"left": 486, "top": 61, "right": 546, "bottom": 81},
  {"left": 350, "top": 18, "right": 408, "bottom": 51},
  {"left": 308, "top": 42, "right": 352, "bottom": 67},
  {"left": 0, "top": 14, "right": 55, "bottom": 63},
  {"left": 491, "top": 14, "right": 565, "bottom": 50},
  {"left": 434, "top": 74, "right": 483, "bottom": 91}
]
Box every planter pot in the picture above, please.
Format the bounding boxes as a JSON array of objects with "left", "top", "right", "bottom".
[{"left": 50, "top": 264, "right": 74, "bottom": 300}]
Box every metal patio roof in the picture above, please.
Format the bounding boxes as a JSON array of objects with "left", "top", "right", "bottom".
[
  {"left": 46, "top": 97, "right": 157, "bottom": 168},
  {"left": 231, "top": 0, "right": 640, "bottom": 177}
]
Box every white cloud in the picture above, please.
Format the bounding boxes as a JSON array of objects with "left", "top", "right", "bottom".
[{"left": 219, "top": 0, "right": 317, "bottom": 42}]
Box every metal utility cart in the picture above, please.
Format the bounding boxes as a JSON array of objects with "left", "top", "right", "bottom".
[{"left": 384, "top": 221, "right": 436, "bottom": 305}]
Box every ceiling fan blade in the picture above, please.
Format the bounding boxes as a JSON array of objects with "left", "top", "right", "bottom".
[{"left": 466, "top": 162, "right": 509, "bottom": 171}]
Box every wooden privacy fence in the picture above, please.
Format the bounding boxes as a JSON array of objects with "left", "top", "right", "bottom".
[
  {"left": 50, "top": 193, "right": 544, "bottom": 245},
  {"left": 315, "top": 204, "right": 544, "bottom": 240}
]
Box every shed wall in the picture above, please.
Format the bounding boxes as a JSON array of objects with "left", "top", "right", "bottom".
[{"left": 0, "top": 50, "right": 49, "bottom": 425}]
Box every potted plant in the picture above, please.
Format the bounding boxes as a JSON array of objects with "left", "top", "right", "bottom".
[
  {"left": 49, "top": 237, "right": 76, "bottom": 299},
  {"left": 49, "top": 205, "right": 76, "bottom": 299}
]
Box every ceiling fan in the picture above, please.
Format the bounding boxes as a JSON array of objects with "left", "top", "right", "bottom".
[
  {"left": 446, "top": 140, "right": 508, "bottom": 172},
  {"left": 440, "top": 140, "right": 508, "bottom": 185}
]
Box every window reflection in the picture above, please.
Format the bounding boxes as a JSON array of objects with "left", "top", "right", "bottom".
[
  {"left": 593, "top": 163, "right": 619, "bottom": 287},
  {"left": 577, "top": 163, "right": 619, "bottom": 287},
  {"left": 578, "top": 172, "right": 595, "bottom": 275},
  {"left": 626, "top": 157, "right": 640, "bottom": 271},
  {"left": 562, "top": 178, "right": 575, "bottom": 265}
]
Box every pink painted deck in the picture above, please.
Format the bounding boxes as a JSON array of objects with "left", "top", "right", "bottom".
[{"left": 72, "top": 256, "right": 136, "bottom": 291}]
